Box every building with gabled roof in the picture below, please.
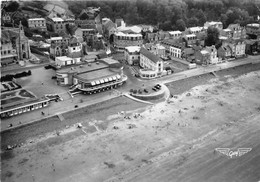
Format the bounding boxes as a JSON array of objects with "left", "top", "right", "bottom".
[
  {"left": 139, "top": 47, "right": 164, "bottom": 79},
  {"left": 124, "top": 46, "right": 141, "bottom": 65}
]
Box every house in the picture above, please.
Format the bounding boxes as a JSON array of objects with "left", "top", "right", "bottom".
[
  {"left": 145, "top": 31, "right": 159, "bottom": 43},
  {"left": 1, "top": 10, "right": 16, "bottom": 25},
  {"left": 227, "top": 24, "right": 247, "bottom": 39},
  {"left": 158, "top": 31, "right": 170, "bottom": 40},
  {"left": 194, "top": 49, "right": 210, "bottom": 65},
  {"left": 220, "top": 28, "right": 232, "bottom": 39},
  {"left": 115, "top": 18, "right": 125, "bottom": 28},
  {"left": 222, "top": 39, "right": 246, "bottom": 58},
  {"left": 1, "top": 22, "right": 31, "bottom": 66},
  {"left": 28, "top": 18, "right": 47, "bottom": 31},
  {"left": 204, "top": 45, "right": 218, "bottom": 64},
  {"left": 139, "top": 47, "right": 164, "bottom": 79},
  {"left": 161, "top": 39, "right": 180, "bottom": 54},
  {"left": 124, "top": 46, "right": 141, "bottom": 65},
  {"left": 74, "top": 28, "right": 96, "bottom": 46},
  {"left": 75, "top": 7, "right": 101, "bottom": 29},
  {"left": 138, "top": 25, "right": 155, "bottom": 33},
  {"left": 168, "top": 31, "right": 182, "bottom": 39},
  {"left": 246, "top": 23, "right": 260, "bottom": 39},
  {"left": 113, "top": 32, "right": 143, "bottom": 52},
  {"left": 183, "top": 34, "right": 197, "bottom": 46},
  {"left": 183, "top": 48, "right": 195, "bottom": 62},
  {"left": 245, "top": 39, "right": 260, "bottom": 55},
  {"left": 102, "top": 19, "right": 116, "bottom": 39},
  {"left": 217, "top": 45, "right": 232, "bottom": 60},
  {"left": 169, "top": 42, "right": 185, "bottom": 59},
  {"left": 67, "top": 36, "right": 83, "bottom": 64},
  {"left": 47, "top": 17, "right": 66, "bottom": 34},
  {"left": 55, "top": 56, "right": 74, "bottom": 68},
  {"left": 49, "top": 36, "right": 70, "bottom": 58},
  {"left": 150, "top": 44, "right": 166, "bottom": 58},
  {"left": 187, "top": 27, "right": 204, "bottom": 35},
  {"left": 204, "top": 21, "right": 223, "bottom": 30}
]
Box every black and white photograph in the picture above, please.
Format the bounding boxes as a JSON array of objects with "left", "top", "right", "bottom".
[{"left": 1, "top": 0, "right": 260, "bottom": 181}]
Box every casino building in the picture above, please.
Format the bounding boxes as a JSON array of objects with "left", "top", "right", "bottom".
[{"left": 56, "top": 58, "right": 127, "bottom": 94}]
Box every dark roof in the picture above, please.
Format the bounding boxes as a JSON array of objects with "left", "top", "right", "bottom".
[
  {"left": 1, "top": 28, "right": 20, "bottom": 43},
  {"left": 244, "top": 39, "right": 257, "bottom": 45},
  {"left": 161, "top": 39, "right": 179, "bottom": 46},
  {"left": 69, "top": 36, "right": 79, "bottom": 44},
  {"left": 183, "top": 48, "right": 194, "bottom": 55},
  {"left": 68, "top": 51, "right": 82, "bottom": 58},
  {"left": 103, "top": 20, "right": 116, "bottom": 30},
  {"left": 140, "top": 47, "right": 162, "bottom": 63}
]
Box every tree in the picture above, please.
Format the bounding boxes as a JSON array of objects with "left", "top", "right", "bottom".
[
  {"left": 4, "top": 1, "right": 19, "bottom": 12},
  {"left": 205, "top": 27, "right": 219, "bottom": 46},
  {"left": 176, "top": 19, "right": 186, "bottom": 31},
  {"left": 187, "top": 17, "right": 199, "bottom": 27}
]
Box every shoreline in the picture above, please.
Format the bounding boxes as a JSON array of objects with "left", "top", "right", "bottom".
[{"left": 1, "top": 62, "right": 260, "bottom": 148}]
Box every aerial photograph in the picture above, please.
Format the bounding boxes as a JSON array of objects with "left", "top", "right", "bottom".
[{"left": 1, "top": 0, "right": 260, "bottom": 181}]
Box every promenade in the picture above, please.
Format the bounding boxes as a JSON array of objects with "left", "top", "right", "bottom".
[{"left": 1, "top": 55, "right": 260, "bottom": 132}]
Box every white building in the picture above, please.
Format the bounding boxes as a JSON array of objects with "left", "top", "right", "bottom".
[
  {"left": 170, "top": 43, "right": 184, "bottom": 59},
  {"left": 28, "top": 18, "right": 47, "bottom": 31},
  {"left": 48, "top": 17, "right": 65, "bottom": 33},
  {"left": 188, "top": 27, "right": 204, "bottom": 34},
  {"left": 139, "top": 47, "right": 164, "bottom": 79},
  {"left": 204, "top": 21, "right": 223, "bottom": 30},
  {"left": 55, "top": 56, "right": 74, "bottom": 68},
  {"left": 150, "top": 44, "right": 166, "bottom": 58},
  {"left": 113, "top": 32, "right": 143, "bottom": 52},
  {"left": 124, "top": 46, "right": 141, "bottom": 65},
  {"left": 168, "top": 30, "right": 182, "bottom": 39}
]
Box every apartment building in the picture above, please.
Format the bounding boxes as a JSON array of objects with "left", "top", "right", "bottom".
[{"left": 28, "top": 18, "right": 47, "bottom": 31}]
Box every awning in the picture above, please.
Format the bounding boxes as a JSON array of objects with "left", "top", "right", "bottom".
[
  {"left": 100, "top": 79, "right": 104, "bottom": 84},
  {"left": 116, "top": 75, "right": 121, "bottom": 79},
  {"left": 108, "top": 77, "right": 113, "bottom": 81},
  {"left": 104, "top": 78, "right": 109, "bottom": 82},
  {"left": 91, "top": 81, "right": 96, "bottom": 86},
  {"left": 95, "top": 80, "right": 100, "bottom": 85}
]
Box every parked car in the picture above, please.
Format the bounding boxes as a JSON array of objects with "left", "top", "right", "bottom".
[{"left": 154, "top": 85, "right": 161, "bottom": 90}]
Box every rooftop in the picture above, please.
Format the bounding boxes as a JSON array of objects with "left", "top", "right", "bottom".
[
  {"left": 189, "top": 27, "right": 203, "bottom": 32},
  {"left": 50, "top": 37, "right": 63, "bottom": 41},
  {"left": 169, "top": 30, "right": 182, "bottom": 35},
  {"left": 28, "top": 18, "right": 46, "bottom": 21},
  {"left": 125, "top": 46, "right": 141, "bottom": 53},
  {"left": 115, "top": 32, "right": 142, "bottom": 37},
  {"left": 201, "top": 50, "right": 209, "bottom": 54},
  {"left": 57, "top": 61, "right": 108, "bottom": 75},
  {"left": 247, "top": 23, "right": 260, "bottom": 27},
  {"left": 117, "top": 25, "right": 142, "bottom": 34},
  {"left": 76, "top": 68, "right": 117, "bottom": 82},
  {"left": 51, "top": 17, "right": 64, "bottom": 22},
  {"left": 56, "top": 56, "right": 73, "bottom": 61},
  {"left": 140, "top": 47, "right": 163, "bottom": 63},
  {"left": 186, "top": 34, "right": 196, "bottom": 37}
]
